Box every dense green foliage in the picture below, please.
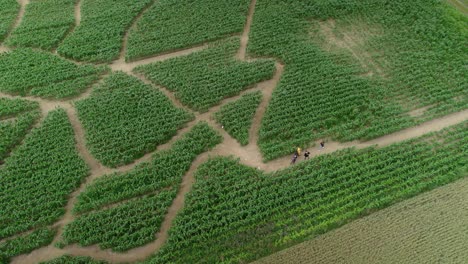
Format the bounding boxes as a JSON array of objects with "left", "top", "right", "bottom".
[
  {"left": 135, "top": 39, "right": 275, "bottom": 112},
  {"left": 126, "top": 0, "right": 250, "bottom": 60},
  {"left": 58, "top": 0, "right": 152, "bottom": 63},
  {"left": 63, "top": 191, "right": 175, "bottom": 252},
  {"left": 41, "top": 255, "right": 107, "bottom": 264},
  {"left": 0, "top": 109, "right": 88, "bottom": 239},
  {"left": 214, "top": 91, "right": 262, "bottom": 145},
  {"left": 0, "top": 48, "right": 103, "bottom": 98},
  {"left": 145, "top": 122, "right": 467, "bottom": 263},
  {"left": 0, "top": 98, "right": 40, "bottom": 161},
  {"left": 248, "top": 0, "right": 467, "bottom": 160},
  {"left": 0, "top": 97, "right": 38, "bottom": 117},
  {"left": 74, "top": 122, "right": 222, "bottom": 214},
  {"left": 7, "top": 0, "right": 75, "bottom": 50},
  {"left": 76, "top": 72, "right": 193, "bottom": 167},
  {"left": 0, "top": 0, "right": 18, "bottom": 42},
  {"left": 0, "top": 228, "right": 55, "bottom": 262}
]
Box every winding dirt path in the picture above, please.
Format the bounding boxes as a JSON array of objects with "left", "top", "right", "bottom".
[
  {"left": 237, "top": 0, "right": 256, "bottom": 60},
  {"left": 8, "top": 0, "right": 29, "bottom": 39},
  {"left": 110, "top": 0, "right": 156, "bottom": 69},
  {"left": 5, "top": 0, "right": 468, "bottom": 262}
]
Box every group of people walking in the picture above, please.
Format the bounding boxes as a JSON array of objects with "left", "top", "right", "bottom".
[{"left": 291, "top": 141, "right": 325, "bottom": 165}]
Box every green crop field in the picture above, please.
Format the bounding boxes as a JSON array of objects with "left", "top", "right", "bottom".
[
  {"left": 7, "top": 0, "right": 75, "bottom": 50},
  {"left": 0, "top": 0, "right": 466, "bottom": 263}
]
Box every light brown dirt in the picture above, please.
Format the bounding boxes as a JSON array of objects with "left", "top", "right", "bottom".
[
  {"left": 237, "top": 0, "right": 256, "bottom": 60},
  {"left": 254, "top": 176, "right": 468, "bottom": 264},
  {"left": 408, "top": 105, "right": 432, "bottom": 117},
  {"left": 110, "top": 0, "right": 156, "bottom": 69},
  {"left": 0, "top": 46, "right": 11, "bottom": 53},
  {"left": 6, "top": 0, "right": 29, "bottom": 40},
  {"left": 74, "top": 0, "right": 81, "bottom": 27},
  {"left": 111, "top": 44, "right": 209, "bottom": 73},
  {"left": 6, "top": 0, "right": 468, "bottom": 262}
]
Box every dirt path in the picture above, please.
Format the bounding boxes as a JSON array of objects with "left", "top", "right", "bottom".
[
  {"left": 237, "top": 0, "right": 256, "bottom": 60},
  {"left": 111, "top": 44, "right": 209, "bottom": 73},
  {"left": 247, "top": 63, "right": 283, "bottom": 150},
  {"left": 0, "top": 46, "right": 11, "bottom": 53},
  {"left": 110, "top": 0, "right": 156, "bottom": 71},
  {"left": 5, "top": 0, "right": 468, "bottom": 262},
  {"left": 74, "top": 0, "right": 81, "bottom": 27},
  {"left": 254, "top": 176, "right": 468, "bottom": 264},
  {"left": 6, "top": 0, "right": 29, "bottom": 40}
]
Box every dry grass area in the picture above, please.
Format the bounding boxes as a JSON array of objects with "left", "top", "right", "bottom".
[
  {"left": 254, "top": 176, "right": 468, "bottom": 264},
  {"left": 311, "top": 19, "right": 385, "bottom": 77},
  {"left": 447, "top": 0, "right": 468, "bottom": 15}
]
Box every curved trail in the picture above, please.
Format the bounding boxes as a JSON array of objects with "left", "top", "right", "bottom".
[
  {"left": 110, "top": 0, "right": 157, "bottom": 69},
  {"left": 74, "top": 0, "right": 81, "bottom": 27},
  {"left": 0, "top": 0, "right": 29, "bottom": 51},
  {"left": 6, "top": 0, "right": 468, "bottom": 262},
  {"left": 237, "top": 0, "right": 256, "bottom": 60}
]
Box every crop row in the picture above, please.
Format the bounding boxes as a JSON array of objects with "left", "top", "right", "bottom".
[
  {"left": 247, "top": 0, "right": 467, "bottom": 160},
  {"left": 0, "top": 227, "right": 55, "bottom": 262},
  {"left": 0, "top": 48, "right": 104, "bottom": 98},
  {"left": 41, "top": 255, "right": 107, "bottom": 264},
  {"left": 0, "top": 98, "right": 40, "bottom": 161},
  {"left": 0, "top": 109, "right": 89, "bottom": 239},
  {"left": 126, "top": 0, "right": 250, "bottom": 60},
  {"left": 58, "top": 0, "right": 152, "bottom": 63},
  {"left": 63, "top": 191, "right": 175, "bottom": 252},
  {"left": 214, "top": 91, "right": 262, "bottom": 145},
  {"left": 0, "top": 97, "right": 38, "bottom": 118},
  {"left": 144, "top": 121, "right": 467, "bottom": 263},
  {"left": 0, "top": 0, "right": 18, "bottom": 42},
  {"left": 76, "top": 72, "right": 193, "bottom": 168},
  {"left": 7, "top": 0, "right": 75, "bottom": 50},
  {"left": 135, "top": 38, "right": 275, "bottom": 112},
  {"left": 74, "top": 122, "right": 222, "bottom": 214}
]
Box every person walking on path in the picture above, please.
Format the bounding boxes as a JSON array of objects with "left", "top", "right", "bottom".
[
  {"left": 291, "top": 154, "right": 298, "bottom": 165},
  {"left": 320, "top": 141, "right": 325, "bottom": 149},
  {"left": 304, "top": 150, "right": 310, "bottom": 160}
]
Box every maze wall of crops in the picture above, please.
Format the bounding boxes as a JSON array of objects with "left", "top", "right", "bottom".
[
  {"left": 0, "top": 98, "right": 39, "bottom": 162},
  {"left": 74, "top": 122, "right": 222, "bottom": 214},
  {"left": 0, "top": 48, "right": 104, "bottom": 98},
  {"left": 63, "top": 192, "right": 175, "bottom": 252},
  {"left": 135, "top": 39, "right": 275, "bottom": 112},
  {"left": 0, "top": 228, "right": 55, "bottom": 262},
  {"left": 58, "top": 0, "right": 152, "bottom": 63},
  {"left": 144, "top": 122, "right": 467, "bottom": 263},
  {"left": 248, "top": 0, "right": 467, "bottom": 160},
  {"left": 0, "top": 109, "right": 88, "bottom": 239},
  {"left": 126, "top": 0, "right": 250, "bottom": 60},
  {"left": 61, "top": 123, "right": 222, "bottom": 251},
  {"left": 7, "top": 0, "right": 75, "bottom": 50},
  {"left": 0, "top": 0, "right": 19, "bottom": 42},
  {"left": 214, "top": 91, "right": 262, "bottom": 146},
  {"left": 75, "top": 72, "right": 193, "bottom": 168},
  {"left": 41, "top": 255, "right": 107, "bottom": 264}
]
